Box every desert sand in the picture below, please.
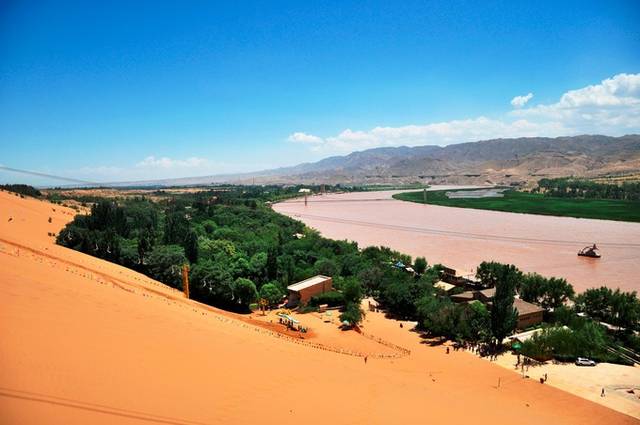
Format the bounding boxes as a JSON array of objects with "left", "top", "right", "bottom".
[
  {"left": 488, "top": 350, "right": 640, "bottom": 418},
  {"left": 274, "top": 188, "right": 640, "bottom": 293},
  {"left": 1, "top": 189, "right": 638, "bottom": 424}
]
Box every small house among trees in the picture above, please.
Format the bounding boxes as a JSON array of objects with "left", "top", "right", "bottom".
[
  {"left": 451, "top": 287, "right": 544, "bottom": 329},
  {"left": 287, "top": 275, "right": 333, "bottom": 307}
]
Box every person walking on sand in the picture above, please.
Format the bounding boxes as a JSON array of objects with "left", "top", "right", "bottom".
[
  {"left": 544, "top": 373, "right": 548, "bottom": 382},
  {"left": 601, "top": 388, "right": 606, "bottom": 397},
  {"left": 364, "top": 356, "right": 368, "bottom": 364},
  {"left": 446, "top": 347, "right": 450, "bottom": 354}
]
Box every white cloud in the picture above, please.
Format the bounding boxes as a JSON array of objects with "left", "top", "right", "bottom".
[
  {"left": 511, "top": 92, "right": 534, "bottom": 107},
  {"left": 511, "top": 73, "right": 640, "bottom": 131},
  {"left": 289, "top": 73, "right": 640, "bottom": 154},
  {"left": 287, "top": 132, "right": 324, "bottom": 144},
  {"left": 295, "top": 118, "right": 566, "bottom": 153},
  {"left": 558, "top": 73, "right": 639, "bottom": 108}
]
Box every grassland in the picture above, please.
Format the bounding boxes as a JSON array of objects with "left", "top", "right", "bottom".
[{"left": 393, "top": 189, "right": 640, "bottom": 222}]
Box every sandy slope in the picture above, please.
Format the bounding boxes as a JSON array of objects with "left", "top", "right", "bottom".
[{"left": 0, "top": 190, "right": 637, "bottom": 424}]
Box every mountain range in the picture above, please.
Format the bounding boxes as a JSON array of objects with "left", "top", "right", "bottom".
[{"left": 100, "top": 134, "right": 640, "bottom": 187}]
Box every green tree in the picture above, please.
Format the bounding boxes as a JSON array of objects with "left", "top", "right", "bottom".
[
  {"left": 428, "top": 302, "right": 461, "bottom": 339},
  {"left": 259, "top": 282, "right": 284, "bottom": 307},
  {"left": 358, "top": 266, "right": 385, "bottom": 295},
  {"left": 573, "top": 287, "right": 640, "bottom": 330},
  {"left": 183, "top": 230, "right": 199, "bottom": 263},
  {"left": 574, "top": 287, "right": 612, "bottom": 320},
  {"left": 486, "top": 263, "right": 520, "bottom": 346},
  {"left": 315, "top": 258, "right": 339, "bottom": 277},
  {"left": 137, "top": 231, "right": 152, "bottom": 265},
  {"left": 266, "top": 247, "right": 279, "bottom": 281},
  {"left": 414, "top": 257, "right": 428, "bottom": 275},
  {"left": 465, "top": 301, "right": 491, "bottom": 343},
  {"left": 146, "top": 245, "right": 187, "bottom": 289},
  {"left": 277, "top": 255, "right": 295, "bottom": 286},
  {"left": 519, "top": 273, "right": 574, "bottom": 309},
  {"left": 190, "top": 259, "right": 234, "bottom": 305},
  {"left": 199, "top": 238, "right": 237, "bottom": 260},
  {"left": 542, "top": 277, "right": 575, "bottom": 309},
  {"left": 518, "top": 273, "right": 546, "bottom": 304},
  {"left": 476, "top": 261, "right": 504, "bottom": 288},
  {"left": 340, "top": 302, "right": 364, "bottom": 326},
  {"left": 342, "top": 277, "right": 363, "bottom": 305},
  {"left": 249, "top": 252, "right": 268, "bottom": 281},
  {"left": 610, "top": 289, "right": 640, "bottom": 330},
  {"left": 382, "top": 280, "right": 416, "bottom": 319},
  {"left": 233, "top": 278, "right": 257, "bottom": 310},
  {"left": 415, "top": 294, "right": 441, "bottom": 330},
  {"left": 163, "top": 211, "right": 189, "bottom": 245},
  {"left": 119, "top": 238, "right": 139, "bottom": 268}
]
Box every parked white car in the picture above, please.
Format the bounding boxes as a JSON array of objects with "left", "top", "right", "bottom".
[{"left": 575, "top": 357, "right": 596, "bottom": 366}]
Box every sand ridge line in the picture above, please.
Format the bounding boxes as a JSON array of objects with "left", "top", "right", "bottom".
[
  {"left": 0, "top": 236, "right": 182, "bottom": 298},
  {"left": 0, "top": 237, "right": 411, "bottom": 359}
]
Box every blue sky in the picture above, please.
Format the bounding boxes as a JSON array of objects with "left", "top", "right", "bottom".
[{"left": 1, "top": 1, "right": 639, "bottom": 184}]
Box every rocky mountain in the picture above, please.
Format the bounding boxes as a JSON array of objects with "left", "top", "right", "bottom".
[
  {"left": 243, "top": 134, "right": 640, "bottom": 186},
  {"left": 102, "top": 135, "right": 640, "bottom": 187}
]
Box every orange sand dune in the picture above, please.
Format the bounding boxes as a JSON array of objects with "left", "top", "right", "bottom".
[{"left": 0, "top": 190, "right": 637, "bottom": 424}]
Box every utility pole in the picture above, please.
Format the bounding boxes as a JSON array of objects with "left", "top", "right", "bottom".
[
  {"left": 423, "top": 188, "right": 427, "bottom": 203},
  {"left": 304, "top": 193, "right": 308, "bottom": 207},
  {"left": 182, "top": 264, "right": 190, "bottom": 299}
]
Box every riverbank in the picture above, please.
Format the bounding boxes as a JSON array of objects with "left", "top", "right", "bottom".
[
  {"left": 393, "top": 189, "right": 640, "bottom": 222},
  {"left": 274, "top": 188, "right": 640, "bottom": 293}
]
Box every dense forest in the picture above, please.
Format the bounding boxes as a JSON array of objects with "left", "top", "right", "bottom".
[
  {"left": 536, "top": 178, "right": 640, "bottom": 201},
  {"left": 55, "top": 187, "right": 427, "bottom": 321}
]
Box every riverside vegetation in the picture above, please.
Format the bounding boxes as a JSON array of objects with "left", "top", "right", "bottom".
[
  {"left": 52, "top": 185, "right": 640, "bottom": 363},
  {"left": 394, "top": 180, "right": 640, "bottom": 222}
]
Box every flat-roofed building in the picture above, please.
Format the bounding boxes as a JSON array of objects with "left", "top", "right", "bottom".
[{"left": 287, "top": 275, "right": 332, "bottom": 306}]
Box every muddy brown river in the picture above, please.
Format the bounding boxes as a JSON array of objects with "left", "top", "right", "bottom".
[{"left": 274, "top": 187, "right": 640, "bottom": 293}]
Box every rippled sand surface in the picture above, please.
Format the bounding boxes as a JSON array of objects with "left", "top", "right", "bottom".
[{"left": 275, "top": 188, "right": 640, "bottom": 293}]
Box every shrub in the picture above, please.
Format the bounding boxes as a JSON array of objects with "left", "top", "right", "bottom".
[
  {"left": 298, "top": 304, "right": 318, "bottom": 314},
  {"left": 521, "top": 322, "right": 609, "bottom": 362},
  {"left": 309, "top": 291, "right": 344, "bottom": 307}
]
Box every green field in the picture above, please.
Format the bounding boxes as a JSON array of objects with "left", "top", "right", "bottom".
[{"left": 393, "top": 189, "right": 640, "bottom": 222}]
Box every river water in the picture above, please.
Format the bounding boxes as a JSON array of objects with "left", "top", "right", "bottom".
[{"left": 274, "top": 187, "right": 640, "bottom": 293}]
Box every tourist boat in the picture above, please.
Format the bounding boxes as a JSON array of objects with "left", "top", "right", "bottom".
[{"left": 578, "top": 244, "right": 601, "bottom": 258}]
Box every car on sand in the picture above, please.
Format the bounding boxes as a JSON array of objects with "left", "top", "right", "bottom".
[{"left": 575, "top": 357, "right": 596, "bottom": 366}]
